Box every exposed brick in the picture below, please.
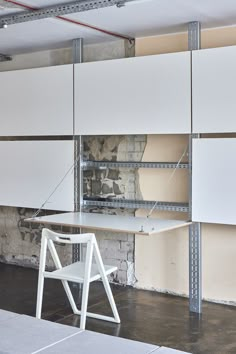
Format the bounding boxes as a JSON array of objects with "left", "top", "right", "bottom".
[
  {"left": 92, "top": 180, "right": 102, "bottom": 194},
  {"left": 121, "top": 241, "right": 134, "bottom": 252},
  {"left": 101, "top": 258, "right": 120, "bottom": 269},
  {"left": 134, "top": 135, "right": 146, "bottom": 142},
  {"left": 84, "top": 170, "right": 93, "bottom": 178},
  {"left": 113, "top": 181, "right": 123, "bottom": 195},
  {"left": 117, "top": 270, "right": 127, "bottom": 284},
  {"left": 120, "top": 260, "right": 128, "bottom": 271},
  {"left": 115, "top": 249, "right": 129, "bottom": 261},
  {"left": 104, "top": 233, "right": 128, "bottom": 242},
  {"left": 127, "top": 251, "right": 134, "bottom": 262},
  {"left": 95, "top": 169, "right": 105, "bottom": 179},
  {"left": 101, "top": 183, "right": 113, "bottom": 194},
  {"left": 128, "top": 234, "right": 134, "bottom": 242},
  {"left": 107, "top": 169, "right": 119, "bottom": 180},
  {"left": 99, "top": 239, "right": 120, "bottom": 250}
]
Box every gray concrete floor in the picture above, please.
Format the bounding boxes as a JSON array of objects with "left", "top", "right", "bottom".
[{"left": 0, "top": 263, "right": 236, "bottom": 354}]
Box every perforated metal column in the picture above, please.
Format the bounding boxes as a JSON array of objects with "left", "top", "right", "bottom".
[
  {"left": 72, "top": 39, "right": 83, "bottom": 263},
  {"left": 188, "top": 22, "right": 202, "bottom": 313},
  {"left": 189, "top": 222, "right": 202, "bottom": 312}
]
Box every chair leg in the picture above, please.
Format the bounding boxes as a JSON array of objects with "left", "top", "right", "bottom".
[
  {"left": 36, "top": 273, "right": 45, "bottom": 319},
  {"left": 102, "top": 274, "right": 120, "bottom": 324},
  {"left": 80, "top": 277, "right": 90, "bottom": 329},
  {"left": 36, "top": 234, "right": 48, "bottom": 319},
  {"left": 80, "top": 241, "right": 94, "bottom": 330},
  {"left": 94, "top": 242, "right": 120, "bottom": 323},
  {"left": 61, "top": 280, "right": 79, "bottom": 314}
]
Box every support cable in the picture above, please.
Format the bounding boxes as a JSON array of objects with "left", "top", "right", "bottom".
[
  {"left": 32, "top": 153, "right": 81, "bottom": 218},
  {"left": 147, "top": 145, "right": 189, "bottom": 218}
]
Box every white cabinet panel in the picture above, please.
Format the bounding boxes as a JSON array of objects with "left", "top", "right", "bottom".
[
  {"left": 193, "top": 46, "right": 236, "bottom": 133},
  {"left": 0, "top": 141, "right": 74, "bottom": 211},
  {"left": 0, "top": 65, "right": 73, "bottom": 136},
  {"left": 192, "top": 138, "right": 236, "bottom": 225},
  {"left": 74, "top": 52, "right": 191, "bottom": 135}
]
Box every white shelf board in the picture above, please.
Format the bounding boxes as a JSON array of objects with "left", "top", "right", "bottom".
[{"left": 26, "top": 212, "right": 191, "bottom": 236}]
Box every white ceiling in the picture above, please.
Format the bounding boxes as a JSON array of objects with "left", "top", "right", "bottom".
[{"left": 1, "top": 0, "right": 236, "bottom": 54}]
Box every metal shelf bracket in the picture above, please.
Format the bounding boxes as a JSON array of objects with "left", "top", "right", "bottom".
[{"left": 83, "top": 160, "right": 189, "bottom": 169}]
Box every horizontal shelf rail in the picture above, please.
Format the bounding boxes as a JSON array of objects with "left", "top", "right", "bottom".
[
  {"left": 83, "top": 198, "right": 189, "bottom": 212},
  {"left": 82, "top": 161, "right": 189, "bottom": 169}
]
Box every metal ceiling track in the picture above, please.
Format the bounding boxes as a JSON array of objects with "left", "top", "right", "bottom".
[{"left": 0, "top": 0, "right": 136, "bottom": 28}]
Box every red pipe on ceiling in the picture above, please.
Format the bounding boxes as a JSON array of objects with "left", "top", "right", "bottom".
[{"left": 3, "top": 0, "right": 132, "bottom": 40}]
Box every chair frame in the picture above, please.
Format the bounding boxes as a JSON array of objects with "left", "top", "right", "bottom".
[{"left": 36, "top": 228, "right": 120, "bottom": 329}]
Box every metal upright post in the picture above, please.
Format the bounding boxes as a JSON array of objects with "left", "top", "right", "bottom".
[
  {"left": 188, "top": 22, "right": 202, "bottom": 313},
  {"left": 124, "top": 38, "right": 135, "bottom": 58},
  {"left": 72, "top": 38, "right": 84, "bottom": 263}
]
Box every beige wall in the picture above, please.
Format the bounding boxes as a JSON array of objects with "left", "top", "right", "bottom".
[
  {"left": 135, "top": 26, "right": 236, "bottom": 304},
  {"left": 0, "top": 40, "right": 126, "bottom": 72}
]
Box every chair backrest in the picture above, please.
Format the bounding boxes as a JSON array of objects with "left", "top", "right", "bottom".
[
  {"left": 42, "top": 228, "right": 95, "bottom": 245},
  {"left": 41, "top": 228, "right": 104, "bottom": 277}
]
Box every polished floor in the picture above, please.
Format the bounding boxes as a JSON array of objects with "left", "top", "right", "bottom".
[{"left": 0, "top": 263, "right": 236, "bottom": 354}]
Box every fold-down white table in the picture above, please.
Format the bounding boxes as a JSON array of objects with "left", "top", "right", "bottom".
[
  {"left": 26, "top": 211, "right": 191, "bottom": 236},
  {"left": 25, "top": 212, "right": 191, "bottom": 315}
]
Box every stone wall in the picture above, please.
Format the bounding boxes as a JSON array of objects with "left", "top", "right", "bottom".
[
  {"left": 82, "top": 135, "right": 146, "bottom": 285},
  {"left": 0, "top": 207, "right": 73, "bottom": 269},
  {"left": 83, "top": 135, "right": 146, "bottom": 200}
]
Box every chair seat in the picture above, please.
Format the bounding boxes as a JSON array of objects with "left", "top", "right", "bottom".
[{"left": 44, "top": 261, "right": 117, "bottom": 283}]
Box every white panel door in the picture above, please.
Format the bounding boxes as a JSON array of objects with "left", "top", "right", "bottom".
[
  {"left": 0, "top": 65, "right": 73, "bottom": 136},
  {"left": 192, "top": 138, "right": 236, "bottom": 225},
  {"left": 74, "top": 52, "right": 191, "bottom": 135},
  {"left": 193, "top": 45, "right": 236, "bottom": 133},
  {"left": 0, "top": 141, "right": 74, "bottom": 211}
]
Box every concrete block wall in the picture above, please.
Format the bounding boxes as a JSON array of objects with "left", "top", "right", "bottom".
[
  {"left": 83, "top": 135, "right": 146, "bottom": 200},
  {"left": 0, "top": 206, "right": 73, "bottom": 269},
  {"left": 82, "top": 134, "right": 147, "bottom": 285}
]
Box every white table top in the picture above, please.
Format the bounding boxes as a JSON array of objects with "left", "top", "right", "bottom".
[{"left": 26, "top": 212, "right": 191, "bottom": 236}]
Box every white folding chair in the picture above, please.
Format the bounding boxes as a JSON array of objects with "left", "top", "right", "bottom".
[{"left": 36, "top": 228, "right": 120, "bottom": 329}]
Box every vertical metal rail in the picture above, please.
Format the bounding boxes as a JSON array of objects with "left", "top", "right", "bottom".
[
  {"left": 188, "top": 22, "right": 202, "bottom": 313},
  {"left": 72, "top": 38, "right": 84, "bottom": 263},
  {"left": 124, "top": 38, "right": 135, "bottom": 58}
]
